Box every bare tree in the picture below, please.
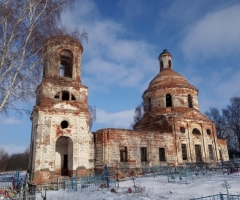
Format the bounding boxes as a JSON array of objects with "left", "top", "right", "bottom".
[
  {"left": 0, "top": 0, "right": 87, "bottom": 114},
  {"left": 205, "top": 96, "right": 240, "bottom": 153},
  {"left": 89, "top": 105, "right": 96, "bottom": 131},
  {"left": 205, "top": 107, "right": 226, "bottom": 138},
  {"left": 0, "top": 146, "right": 9, "bottom": 172},
  {"left": 130, "top": 101, "right": 144, "bottom": 129},
  {"left": 222, "top": 96, "right": 240, "bottom": 152}
]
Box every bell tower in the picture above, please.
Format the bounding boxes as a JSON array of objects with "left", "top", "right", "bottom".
[{"left": 29, "top": 36, "right": 94, "bottom": 184}]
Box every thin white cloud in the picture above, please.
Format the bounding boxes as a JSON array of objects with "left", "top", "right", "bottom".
[
  {"left": 62, "top": 0, "right": 157, "bottom": 92},
  {"left": 96, "top": 108, "right": 135, "bottom": 129},
  {"left": 181, "top": 5, "right": 240, "bottom": 60},
  {"left": 2, "top": 117, "right": 22, "bottom": 124},
  {"left": 0, "top": 144, "right": 27, "bottom": 155}
]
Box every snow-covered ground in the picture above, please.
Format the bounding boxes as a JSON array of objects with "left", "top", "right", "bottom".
[{"left": 36, "top": 172, "right": 240, "bottom": 200}]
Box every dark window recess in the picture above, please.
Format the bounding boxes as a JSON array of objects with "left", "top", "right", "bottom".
[
  {"left": 62, "top": 91, "right": 70, "bottom": 101},
  {"left": 192, "top": 128, "right": 201, "bottom": 134},
  {"left": 180, "top": 127, "right": 185, "bottom": 133},
  {"left": 59, "top": 50, "right": 73, "bottom": 78},
  {"left": 120, "top": 146, "right": 128, "bottom": 162},
  {"left": 219, "top": 150, "right": 222, "bottom": 160},
  {"left": 188, "top": 94, "right": 193, "bottom": 108},
  {"left": 206, "top": 129, "right": 211, "bottom": 135},
  {"left": 166, "top": 94, "right": 172, "bottom": 107},
  {"left": 160, "top": 60, "right": 163, "bottom": 69},
  {"left": 54, "top": 92, "right": 60, "bottom": 99},
  {"left": 140, "top": 147, "right": 147, "bottom": 162},
  {"left": 208, "top": 145, "right": 214, "bottom": 160},
  {"left": 159, "top": 148, "right": 166, "bottom": 161},
  {"left": 148, "top": 98, "right": 152, "bottom": 111},
  {"left": 195, "top": 145, "right": 202, "bottom": 162},
  {"left": 71, "top": 94, "right": 76, "bottom": 100},
  {"left": 181, "top": 144, "right": 188, "bottom": 160},
  {"left": 61, "top": 121, "right": 68, "bottom": 129},
  {"left": 168, "top": 60, "right": 172, "bottom": 68}
]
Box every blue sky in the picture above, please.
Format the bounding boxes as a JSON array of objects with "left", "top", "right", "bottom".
[{"left": 1, "top": 0, "right": 240, "bottom": 154}]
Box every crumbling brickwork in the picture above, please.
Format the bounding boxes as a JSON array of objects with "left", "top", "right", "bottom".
[
  {"left": 29, "top": 36, "right": 94, "bottom": 184},
  {"left": 29, "top": 42, "right": 229, "bottom": 184},
  {"left": 94, "top": 49, "right": 229, "bottom": 177}
]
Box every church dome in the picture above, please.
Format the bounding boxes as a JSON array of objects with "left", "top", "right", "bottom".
[
  {"left": 146, "top": 68, "right": 197, "bottom": 93},
  {"left": 143, "top": 49, "right": 199, "bottom": 112}
]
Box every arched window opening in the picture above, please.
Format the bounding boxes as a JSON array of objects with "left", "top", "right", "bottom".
[
  {"left": 62, "top": 91, "right": 69, "bottom": 101},
  {"left": 71, "top": 94, "right": 76, "bottom": 100},
  {"left": 59, "top": 50, "right": 73, "bottom": 78},
  {"left": 168, "top": 60, "right": 172, "bottom": 68},
  {"left": 192, "top": 128, "right": 201, "bottom": 134},
  {"left": 61, "top": 120, "right": 68, "bottom": 129},
  {"left": 180, "top": 127, "right": 185, "bottom": 133},
  {"left": 166, "top": 94, "right": 172, "bottom": 107},
  {"left": 148, "top": 98, "right": 152, "bottom": 111},
  {"left": 54, "top": 92, "right": 60, "bottom": 99},
  {"left": 188, "top": 94, "right": 193, "bottom": 108},
  {"left": 160, "top": 61, "right": 163, "bottom": 70},
  {"left": 206, "top": 129, "right": 211, "bottom": 135}
]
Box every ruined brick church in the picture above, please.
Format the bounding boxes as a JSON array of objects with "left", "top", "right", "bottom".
[{"left": 28, "top": 36, "right": 229, "bottom": 183}]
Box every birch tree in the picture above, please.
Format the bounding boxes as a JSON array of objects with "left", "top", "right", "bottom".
[{"left": 0, "top": 0, "right": 87, "bottom": 114}]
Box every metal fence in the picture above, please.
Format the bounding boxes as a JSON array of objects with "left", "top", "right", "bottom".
[
  {"left": 81, "top": 175, "right": 116, "bottom": 192},
  {"left": 190, "top": 193, "right": 240, "bottom": 200},
  {"left": 36, "top": 180, "right": 65, "bottom": 191},
  {"left": 142, "top": 166, "right": 168, "bottom": 177},
  {"left": 0, "top": 172, "right": 36, "bottom": 200},
  {"left": 63, "top": 175, "right": 117, "bottom": 193}
]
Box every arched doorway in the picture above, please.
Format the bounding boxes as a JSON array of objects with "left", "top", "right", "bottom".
[{"left": 55, "top": 136, "right": 73, "bottom": 176}]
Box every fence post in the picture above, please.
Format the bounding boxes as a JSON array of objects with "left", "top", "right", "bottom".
[
  {"left": 116, "top": 167, "right": 119, "bottom": 188},
  {"left": 41, "top": 188, "right": 46, "bottom": 200},
  {"left": 220, "top": 193, "right": 224, "bottom": 200},
  {"left": 104, "top": 164, "right": 110, "bottom": 188}
]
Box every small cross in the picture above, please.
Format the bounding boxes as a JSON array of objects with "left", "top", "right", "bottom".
[{"left": 222, "top": 180, "right": 231, "bottom": 198}]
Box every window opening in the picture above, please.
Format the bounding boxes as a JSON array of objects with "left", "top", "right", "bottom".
[
  {"left": 120, "top": 146, "right": 128, "bottom": 162},
  {"left": 180, "top": 127, "right": 185, "bottom": 133},
  {"left": 140, "top": 147, "right": 147, "bottom": 162},
  {"left": 219, "top": 150, "right": 223, "bottom": 160},
  {"left": 160, "top": 61, "right": 163, "bottom": 70},
  {"left": 195, "top": 145, "right": 202, "bottom": 162},
  {"left": 188, "top": 94, "right": 193, "bottom": 108},
  {"left": 159, "top": 148, "right": 166, "bottom": 161},
  {"left": 192, "top": 128, "right": 201, "bottom": 134},
  {"left": 148, "top": 98, "right": 152, "bottom": 111},
  {"left": 54, "top": 92, "right": 60, "bottom": 99},
  {"left": 181, "top": 144, "right": 188, "bottom": 160},
  {"left": 208, "top": 145, "right": 214, "bottom": 160},
  {"left": 71, "top": 94, "right": 76, "bottom": 100},
  {"left": 168, "top": 60, "right": 172, "bottom": 68},
  {"left": 62, "top": 91, "right": 69, "bottom": 101},
  {"left": 166, "top": 94, "right": 172, "bottom": 107},
  {"left": 61, "top": 120, "right": 68, "bottom": 129},
  {"left": 59, "top": 50, "right": 73, "bottom": 78},
  {"left": 206, "top": 129, "right": 211, "bottom": 135},
  {"left": 60, "top": 64, "right": 64, "bottom": 77}
]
